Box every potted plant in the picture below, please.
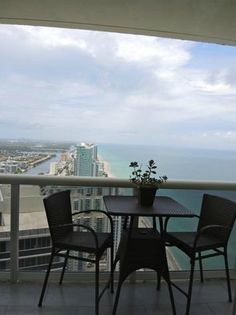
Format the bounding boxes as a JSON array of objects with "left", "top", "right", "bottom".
[{"left": 129, "top": 160, "right": 167, "bottom": 206}]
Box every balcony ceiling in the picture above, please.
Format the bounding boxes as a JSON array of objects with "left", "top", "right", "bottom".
[{"left": 0, "top": 0, "right": 236, "bottom": 46}]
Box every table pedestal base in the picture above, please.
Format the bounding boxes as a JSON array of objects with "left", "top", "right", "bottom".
[{"left": 112, "top": 228, "right": 176, "bottom": 315}]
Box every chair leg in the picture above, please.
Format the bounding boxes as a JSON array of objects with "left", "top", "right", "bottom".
[
  {"left": 198, "top": 252, "right": 204, "bottom": 283},
  {"left": 232, "top": 289, "right": 236, "bottom": 313},
  {"left": 38, "top": 249, "right": 54, "bottom": 307},
  {"left": 112, "top": 280, "right": 123, "bottom": 315},
  {"left": 59, "top": 250, "right": 69, "bottom": 285},
  {"left": 224, "top": 247, "right": 232, "bottom": 302},
  {"left": 167, "top": 279, "right": 176, "bottom": 315},
  {"left": 109, "top": 245, "right": 114, "bottom": 293},
  {"left": 156, "top": 271, "right": 161, "bottom": 291},
  {"left": 185, "top": 259, "right": 195, "bottom": 315},
  {"left": 95, "top": 259, "right": 100, "bottom": 315}
]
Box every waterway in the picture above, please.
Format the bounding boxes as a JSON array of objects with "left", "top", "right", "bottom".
[{"left": 26, "top": 153, "right": 60, "bottom": 175}]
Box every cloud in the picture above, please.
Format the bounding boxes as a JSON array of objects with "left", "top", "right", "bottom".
[{"left": 0, "top": 24, "right": 236, "bottom": 149}]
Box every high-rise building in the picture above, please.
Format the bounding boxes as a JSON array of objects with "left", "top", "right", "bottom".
[{"left": 74, "top": 143, "right": 98, "bottom": 176}]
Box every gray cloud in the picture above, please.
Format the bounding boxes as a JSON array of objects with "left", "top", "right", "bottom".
[{"left": 0, "top": 25, "right": 236, "bottom": 149}]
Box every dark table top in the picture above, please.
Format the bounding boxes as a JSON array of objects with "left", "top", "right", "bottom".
[{"left": 103, "top": 195, "right": 194, "bottom": 218}]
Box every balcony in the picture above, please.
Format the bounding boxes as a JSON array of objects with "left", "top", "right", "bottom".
[
  {"left": 0, "top": 0, "right": 236, "bottom": 313},
  {"left": 0, "top": 279, "right": 234, "bottom": 314},
  {"left": 0, "top": 174, "right": 235, "bottom": 314}
]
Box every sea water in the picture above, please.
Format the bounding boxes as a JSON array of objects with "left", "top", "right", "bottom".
[
  {"left": 98, "top": 143, "right": 236, "bottom": 181},
  {"left": 98, "top": 143, "right": 236, "bottom": 270}
]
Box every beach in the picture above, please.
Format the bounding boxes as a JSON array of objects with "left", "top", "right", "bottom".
[{"left": 98, "top": 154, "right": 115, "bottom": 178}]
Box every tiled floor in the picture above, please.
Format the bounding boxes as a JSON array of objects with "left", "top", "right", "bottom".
[{"left": 0, "top": 279, "right": 234, "bottom": 314}]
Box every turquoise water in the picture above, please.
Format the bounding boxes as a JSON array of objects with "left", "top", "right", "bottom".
[
  {"left": 25, "top": 144, "right": 236, "bottom": 269},
  {"left": 98, "top": 143, "right": 236, "bottom": 181},
  {"left": 98, "top": 143, "right": 236, "bottom": 270}
]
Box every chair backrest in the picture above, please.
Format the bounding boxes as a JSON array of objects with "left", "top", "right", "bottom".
[
  {"left": 43, "top": 190, "right": 73, "bottom": 244},
  {"left": 198, "top": 194, "right": 236, "bottom": 244}
]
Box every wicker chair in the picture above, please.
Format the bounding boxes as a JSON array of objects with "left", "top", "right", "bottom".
[
  {"left": 166, "top": 194, "right": 236, "bottom": 315},
  {"left": 38, "top": 190, "right": 114, "bottom": 315}
]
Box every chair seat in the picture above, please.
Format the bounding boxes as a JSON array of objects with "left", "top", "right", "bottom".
[
  {"left": 166, "top": 232, "right": 224, "bottom": 256},
  {"left": 55, "top": 231, "right": 112, "bottom": 254}
]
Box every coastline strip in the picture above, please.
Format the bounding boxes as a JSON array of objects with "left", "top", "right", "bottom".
[{"left": 98, "top": 154, "right": 115, "bottom": 177}]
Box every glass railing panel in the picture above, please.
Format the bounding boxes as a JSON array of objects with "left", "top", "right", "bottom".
[
  {"left": 17, "top": 184, "right": 131, "bottom": 273},
  {"left": 18, "top": 184, "right": 50, "bottom": 271},
  {"left": 1, "top": 181, "right": 236, "bottom": 275},
  {"left": 0, "top": 184, "right": 11, "bottom": 272}
]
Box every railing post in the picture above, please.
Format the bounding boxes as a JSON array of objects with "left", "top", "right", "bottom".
[{"left": 10, "top": 184, "right": 20, "bottom": 283}]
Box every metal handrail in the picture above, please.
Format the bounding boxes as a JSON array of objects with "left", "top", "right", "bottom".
[{"left": 1, "top": 174, "right": 236, "bottom": 190}]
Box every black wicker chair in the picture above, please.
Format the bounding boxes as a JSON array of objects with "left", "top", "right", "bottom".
[
  {"left": 165, "top": 194, "right": 236, "bottom": 315},
  {"left": 38, "top": 190, "right": 114, "bottom": 315}
]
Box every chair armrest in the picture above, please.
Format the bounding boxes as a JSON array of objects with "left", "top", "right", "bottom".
[
  {"left": 72, "top": 210, "right": 114, "bottom": 234},
  {"left": 51, "top": 223, "right": 99, "bottom": 249},
  {"left": 193, "top": 224, "right": 230, "bottom": 249}
]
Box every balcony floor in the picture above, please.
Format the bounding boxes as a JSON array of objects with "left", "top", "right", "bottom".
[{"left": 0, "top": 278, "right": 234, "bottom": 314}]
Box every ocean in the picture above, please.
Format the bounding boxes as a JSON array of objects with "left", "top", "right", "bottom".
[
  {"left": 98, "top": 143, "right": 236, "bottom": 270},
  {"left": 27, "top": 143, "right": 236, "bottom": 270},
  {"left": 98, "top": 143, "right": 236, "bottom": 181}
]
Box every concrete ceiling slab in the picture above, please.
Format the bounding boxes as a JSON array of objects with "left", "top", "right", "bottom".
[{"left": 0, "top": 0, "right": 235, "bottom": 45}]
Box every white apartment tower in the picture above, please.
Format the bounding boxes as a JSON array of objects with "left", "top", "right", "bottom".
[{"left": 74, "top": 143, "right": 98, "bottom": 176}]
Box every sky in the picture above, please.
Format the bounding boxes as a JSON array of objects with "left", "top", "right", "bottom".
[{"left": 0, "top": 24, "right": 236, "bottom": 150}]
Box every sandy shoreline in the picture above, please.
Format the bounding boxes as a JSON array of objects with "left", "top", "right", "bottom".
[
  {"left": 166, "top": 247, "right": 181, "bottom": 271},
  {"left": 98, "top": 154, "right": 115, "bottom": 177}
]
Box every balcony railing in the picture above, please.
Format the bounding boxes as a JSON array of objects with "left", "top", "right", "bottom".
[{"left": 0, "top": 174, "right": 236, "bottom": 283}]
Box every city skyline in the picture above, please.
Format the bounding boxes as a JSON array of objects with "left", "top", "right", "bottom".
[{"left": 0, "top": 24, "right": 236, "bottom": 150}]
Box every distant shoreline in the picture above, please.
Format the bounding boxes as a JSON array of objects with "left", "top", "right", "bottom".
[{"left": 98, "top": 154, "right": 115, "bottom": 178}]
